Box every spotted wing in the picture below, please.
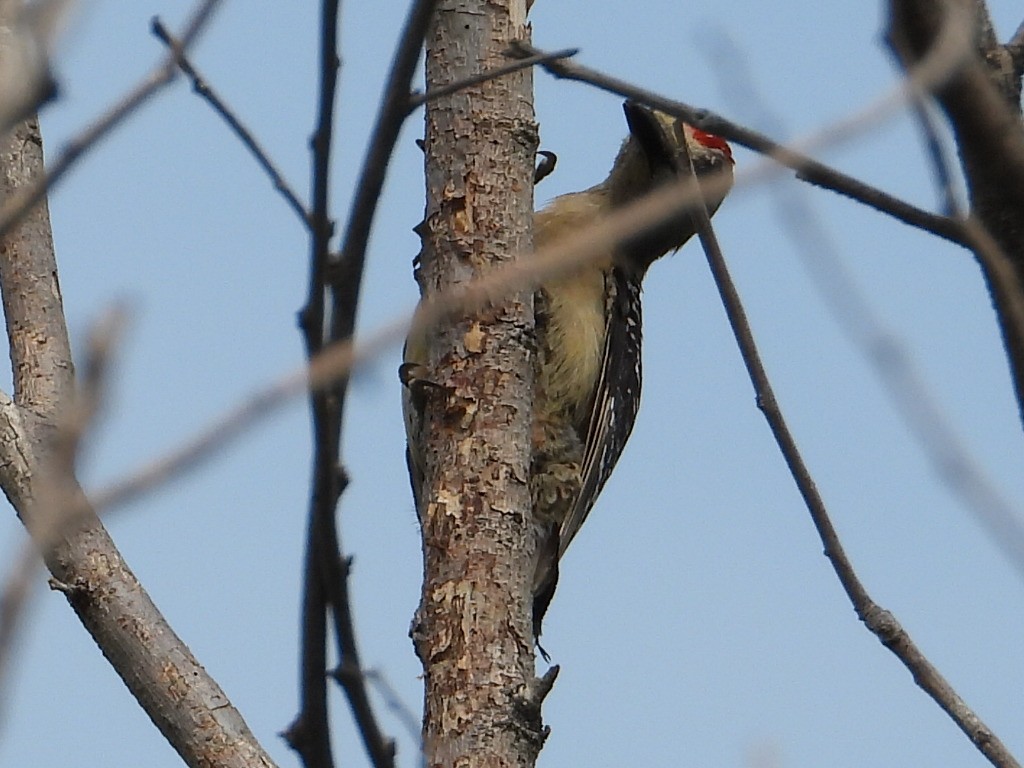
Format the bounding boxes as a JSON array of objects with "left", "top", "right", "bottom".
[{"left": 557, "top": 267, "right": 644, "bottom": 559}]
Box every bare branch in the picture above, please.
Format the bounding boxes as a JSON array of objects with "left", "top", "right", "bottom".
[
  {"left": 676, "top": 120, "right": 1022, "bottom": 768},
  {"left": 321, "top": 537, "right": 397, "bottom": 768},
  {"left": 151, "top": 17, "right": 311, "bottom": 228},
  {"left": 407, "top": 46, "right": 577, "bottom": 110},
  {"left": 888, "top": 0, "right": 1024, "bottom": 426},
  {"left": 751, "top": 29, "right": 1024, "bottom": 582},
  {"left": 285, "top": 2, "right": 342, "bottom": 764},
  {"left": 706, "top": 23, "right": 1024, "bottom": 581},
  {"left": 317, "top": 1, "right": 439, "bottom": 765},
  {"left": 0, "top": 115, "right": 72, "bottom": 413},
  {"left": 0, "top": 2, "right": 222, "bottom": 238},
  {"left": 0, "top": 307, "right": 124, "bottom": 707},
  {"left": 508, "top": 41, "right": 968, "bottom": 246},
  {"left": 0, "top": 3, "right": 281, "bottom": 766},
  {"left": 289, "top": 0, "right": 439, "bottom": 766}
]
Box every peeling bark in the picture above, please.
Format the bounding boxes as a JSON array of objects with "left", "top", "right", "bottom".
[{"left": 413, "top": 1, "right": 545, "bottom": 766}]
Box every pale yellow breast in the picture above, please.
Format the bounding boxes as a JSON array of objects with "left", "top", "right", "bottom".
[
  {"left": 534, "top": 189, "right": 611, "bottom": 424},
  {"left": 404, "top": 188, "right": 612, "bottom": 426},
  {"left": 537, "top": 269, "right": 605, "bottom": 424}
]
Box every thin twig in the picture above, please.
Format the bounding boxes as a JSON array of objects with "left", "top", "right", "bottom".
[
  {"left": 317, "top": 1, "right": 441, "bottom": 764},
  {"left": 706, "top": 27, "right": 1024, "bottom": 586},
  {"left": 0, "top": 0, "right": 222, "bottom": 239},
  {"left": 407, "top": 47, "right": 577, "bottom": 110},
  {"left": 289, "top": 1, "right": 439, "bottom": 767},
  {"left": 676, "top": 122, "right": 1021, "bottom": 768},
  {"left": 507, "top": 41, "right": 969, "bottom": 247},
  {"left": 151, "top": 18, "right": 311, "bottom": 228},
  {"left": 284, "top": 0, "right": 341, "bottom": 761},
  {"left": 321, "top": 536, "right": 396, "bottom": 768},
  {"left": 330, "top": 0, "right": 440, "bottom": 366},
  {"left": 888, "top": 0, "right": 1024, "bottom": 431}
]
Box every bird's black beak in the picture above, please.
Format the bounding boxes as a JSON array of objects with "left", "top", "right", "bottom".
[{"left": 622, "top": 100, "right": 677, "bottom": 177}]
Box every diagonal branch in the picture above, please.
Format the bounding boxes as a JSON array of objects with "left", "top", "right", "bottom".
[
  {"left": 151, "top": 18, "right": 312, "bottom": 229},
  {"left": 676, "top": 123, "right": 1021, "bottom": 768},
  {"left": 508, "top": 41, "right": 968, "bottom": 247},
  {"left": 887, "top": 0, "right": 1024, "bottom": 428},
  {"left": 0, "top": 0, "right": 222, "bottom": 239},
  {"left": 707, "top": 24, "right": 1024, "bottom": 583},
  {"left": 408, "top": 46, "right": 577, "bottom": 110},
  {"left": 0, "top": 307, "right": 124, "bottom": 707},
  {"left": 330, "top": 0, "right": 439, "bottom": 366},
  {"left": 0, "top": 3, "right": 281, "bottom": 767}
]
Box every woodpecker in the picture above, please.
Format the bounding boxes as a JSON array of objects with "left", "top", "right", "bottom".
[{"left": 403, "top": 100, "right": 734, "bottom": 651}]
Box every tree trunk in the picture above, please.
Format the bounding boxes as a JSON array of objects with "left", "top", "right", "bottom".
[{"left": 413, "top": 2, "right": 545, "bottom": 766}]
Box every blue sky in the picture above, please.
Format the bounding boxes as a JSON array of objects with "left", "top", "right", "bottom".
[{"left": 2, "top": 1, "right": 1023, "bottom": 766}]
